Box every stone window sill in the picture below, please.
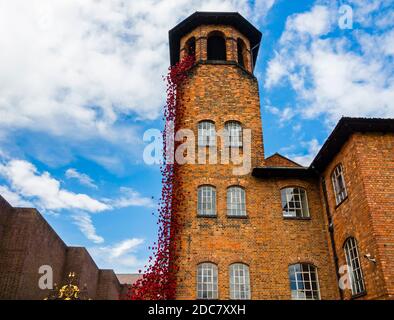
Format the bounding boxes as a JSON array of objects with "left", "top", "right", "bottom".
[
  {"left": 283, "top": 216, "right": 311, "bottom": 221},
  {"left": 351, "top": 291, "right": 367, "bottom": 300},
  {"left": 227, "top": 215, "right": 248, "bottom": 219},
  {"left": 196, "top": 214, "right": 217, "bottom": 219}
]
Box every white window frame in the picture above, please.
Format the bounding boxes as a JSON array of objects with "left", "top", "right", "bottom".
[
  {"left": 198, "top": 185, "right": 216, "bottom": 216},
  {"left": 197, "top": 263, "right": 218, "bottom": 299},
  {"left": 331, "top": 164, "right": 348, "bottom": 205},
  {"left": 227, "top": 187, "right": 246, "bottom": 217},
  {"left": 344, "top": 237, "right": 366, "bottom": 296},
  {"left": 224, "top": 121, "right": 243, "bottom": 147},
  {"left": 281, "top": 187, "right": 310, "bottom": 218},
  {"left": 198, "top": 121, "right": 216, "bottom": 147},
  {"left": 230, "top": 263, "right": 251, "bottom": 300},
  {"left": 289, "top": 263, "right": 321, "bottom": 300}
]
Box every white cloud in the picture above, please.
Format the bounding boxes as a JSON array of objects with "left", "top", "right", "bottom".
[
  {"left": 265, "top": 3, "right": 394, "bottom": 125},
  {"left": 265, "top": 53, "right": 288, "bottom": 88},
  {"left": 287, "top": 139, "right": 321, "bottom": 167},
  {"left": 251, "top": 0, "right": 276, "bottom": 23},
  {"left": 0, "top": 157, "right": 156, "bottom": 243},
  {"left": 266, "top": 105, "right": 295, "bottom": 124},
  {"left": 347, "top": 0, "right": 393, "bottom": 29},
  {"left": 111, "top": 187, "right": 155, "bottom": 209},
  {"left": 72, "top": 212, "right": 104, "bottom": 244},
  {"left": 282, "top": 5, "right": 331, "bottom": 39},
  {"left": 0, "top": 158, "right": 154, "bottom": 212},
  {"left": 0, "top": 159, "right": 109, "bottom": 212},
  {"left": 89, "top": 238, "right": 145, "bottom": 273},
  {"left": 0, "top": 185, "right": 32, "bottom": 207},
  {"left": 66, "top": 168, "right": 97, "bottom": 189},
  {"left": 0, "top": 0, "right": 275, "bottom": 142}
]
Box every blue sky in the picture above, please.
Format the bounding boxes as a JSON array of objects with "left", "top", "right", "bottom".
[{"left": 0, "top": 0, "right": 393, "bottom": 273}]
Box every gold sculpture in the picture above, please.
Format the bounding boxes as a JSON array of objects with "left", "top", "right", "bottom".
[{"left": 45, "top": 272, "right": 90, "bottom": 300}]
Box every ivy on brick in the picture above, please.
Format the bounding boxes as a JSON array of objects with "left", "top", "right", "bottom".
[{"left": 126, "top": 54, "right": 195, "bottom": 300}]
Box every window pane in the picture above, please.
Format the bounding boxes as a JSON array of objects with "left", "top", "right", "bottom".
[
  {"left": 344, "top": 238, "right": 365, "bottom": 295},
  {"left": 230, "top": 264, "right": 250, "bottom": 300},
  {"left": 288, "top": 263, "right": 320, "bottom": 300},
  {"left": 281, "top": 187, "right": 310, "bottom": 218},
  {"left": 198, "top": 121, "right": 216, "bottom": 147},
  {"left": 227, "top": 187, "right": 246, "bottom": 216},
  {"left": 198, "top": 186, "right": 216, "bottom": 216},
  {"left": 225, "top": 121, "right": 243, "bottom": 147},
  {"left": 197, "top": 263, "right": 218, "bottom": 299},
  {"left": 332, "top": 164, "right": 348, "bottom": 205}
]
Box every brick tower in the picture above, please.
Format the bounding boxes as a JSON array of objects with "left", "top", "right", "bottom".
[
  {"left": 168, "top": 12, "right": 340, "bottom": 301},
  {"left": 169, "top": 12, "right": 266, "bottom": 299}
]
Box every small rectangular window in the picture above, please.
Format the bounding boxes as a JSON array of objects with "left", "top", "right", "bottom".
[
  {"left": 281, "top": 187, "right": 310, "bottom": 218},
  {"left": 198, "top": 186, "right": 216, "bottom": 216},
  {"left": 331, "top": 164, "right": 348, "bottom": 205},
  {"left": 344, "top": 238, "right": 366, "bottom": 296},
  {"left": 227, "top": 187, "right": 246, "bottom": 217},
  {"left": 225, "top": 121, "right": 243, "bottom": 147},
  {"left": 198, "top": 121, "right": 216, "bottom": 147},
  {"left": 197, "top": 263, "right": 218, "bottom": 299},
  {"left": 289, "top": 263, "right": 321, "bottom": 300},
  {"left": 230, "top": 264, "right": 250, "bottom": 299}
]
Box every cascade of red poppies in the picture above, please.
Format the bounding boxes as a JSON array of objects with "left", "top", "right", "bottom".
[{"left": 126, "top": 54, "right": 195, "bottom": 300}]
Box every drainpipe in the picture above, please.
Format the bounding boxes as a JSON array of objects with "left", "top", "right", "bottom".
[{"left": 320, "top": 175, "right": 344, "bottom": 300}]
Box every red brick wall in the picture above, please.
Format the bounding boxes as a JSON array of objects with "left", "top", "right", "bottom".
[
  {"left": 0, "top": 196, "right": 123, "bottom": 300},
  {"left": 172, "top": 24, "right": 339, "bottom": 300},
  {"left": 0, "top": 197, "right": 13, "bottom": 251},
  {"left": 265, "top": 153, "right": 302, "bottom": 168},
  {"left": 97, "top": 270, "right": 122, "bottom": 300},
  {"left": 0, "top": 207, "right": 67, "bottom": 299},
  {"left": 322, "top": 132, "right": 394, "bottom": 300},
  {"left": 357, "top": 133, "right": 394, "bottom": 299}
]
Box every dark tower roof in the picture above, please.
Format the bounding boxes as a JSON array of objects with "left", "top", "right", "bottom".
[{"left": 169, "top": 12, "right": 262, "bottom": 67}]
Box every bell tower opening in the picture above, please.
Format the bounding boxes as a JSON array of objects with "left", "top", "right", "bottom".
[
  {"left": 237, "top": 38, "right": 247, "bottom": 68},
  {"left": 207, "top": 31, "right": 226, "bottom": 61},
  {"left": 185, "top": 37, "right": 196, "bottom": 59}
]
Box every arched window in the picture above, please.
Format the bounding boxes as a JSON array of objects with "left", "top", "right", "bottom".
[
  {"left": 198, "top": 185, "right": 216, "bottom": 216},
  {"left": 237, "top": 38, "right": 247, "bottom": 68},
  {"left": 289, "top": 263, "right": 321, "bottom": 300},
  {"left": 198, "top": 121, "right": 216, "bottom": 146},
  {"left": 185, "top": 37, "right": 196, "bottom": 59},
  {"left": 331, "top": 164, "right": 348, "bottom": 205},
  {"left": 227, "top": 186, "right": 246, "bottom": 217},
  {"left": 229, "top": 263, "right": 250, "bottom": 299},
  {"left": 224, "top": 121, "right": 243, "bottom": 147},
  {"left": 197, "top": 263, "right": 218, "bottom": 299},
  {"left": 281, "top": 187, "right": 310, "bottom": 218},
  {"left": 344, "top": 237, "right": 365, "bottom": 296},
  {"left": 207, "top": 32, "right": 226, "bottom": 61}
]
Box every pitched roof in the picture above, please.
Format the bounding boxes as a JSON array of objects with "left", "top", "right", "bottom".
[
  {"left": 310, "top": 117, "right": 394, "bottom": 172},
  {"left": 169, "top": 12, "right": 262, "bottom": 67},
  {"left": 253, "top": 117, "right": 394, "bottom": 179},
  {"left": 265, "top": 153, "right": 303, "bottom": 168}
]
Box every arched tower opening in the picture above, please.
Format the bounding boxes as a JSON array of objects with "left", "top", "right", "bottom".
[
  {"left": 237, "top": 38, "right": 248, "bottom": 69},
  {"left": 207, "top": 31, "right": 226, "bottom": 61},
  {"left": 185, "top": 37, "right": 196, "bottom": 59}
]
